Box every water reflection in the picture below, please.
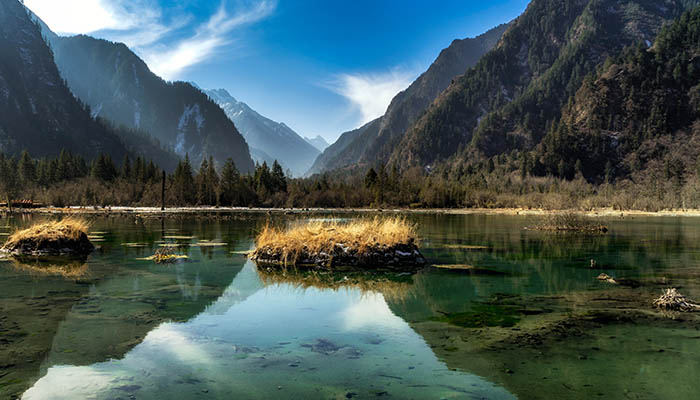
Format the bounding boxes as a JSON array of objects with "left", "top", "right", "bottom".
[
  {"left": 25, "top": 262, "right": 514, "bottom": 400},
  {"left": 7, "top": 257, "right": 90, "bottom": 280}
]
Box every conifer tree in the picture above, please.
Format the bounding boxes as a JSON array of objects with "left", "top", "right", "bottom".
[{"left": 219, "top": 158, "right": 240, "bottom": 206}]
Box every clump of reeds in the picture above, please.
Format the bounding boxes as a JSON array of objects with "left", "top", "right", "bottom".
[
  {"left": 251, "top": 217, "right": 423, "bottom": 269},
  {"left": 255, "top": 217, "right": 417, "bottom": 253},
  {"left": 653, "top": 288, "right": 700, "bottom": 312},
  {"left": 531, "top": 213, "right": 608, "bottom": 234},
  {"left": 1, "top": 218, "right": 94, "bottom": 256}
]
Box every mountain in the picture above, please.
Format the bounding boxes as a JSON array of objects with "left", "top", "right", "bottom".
[
  {"left": 538, "top": 6, "right": 700, "bottom": 182},
  {"left": 0, "top": 0, "right": 176, "bottom": 169},
  {"left": 304, "top": 135, "right": 329, "bottom": 152},
  {"left": 40, "top": 31, "right": 254, "bottom": 173},
  {"left": 204, "top": 88, "right": 319, "bottom": 176},
  {"left": 391, "top": 0, "right": 699, "bottom": 169},
  {"left": 307, "top": 22, "right": 509, "bottom": 175}
]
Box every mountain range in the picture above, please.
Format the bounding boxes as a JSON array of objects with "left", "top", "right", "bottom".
[
  {"left": 310, "top": 0, "right": 700, "bottom": 186},
  {"left": 5, "top": 0, "right": 700, "bottom": 187},
  {"left": 204, "top": 88, "right": 320, "bottom": 176}
]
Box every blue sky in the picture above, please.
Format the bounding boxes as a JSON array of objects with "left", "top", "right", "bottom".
[{"left": 25, "top": 0, "right": 530, "bottom": 142}]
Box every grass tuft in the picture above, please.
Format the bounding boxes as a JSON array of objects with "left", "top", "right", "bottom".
[
  {"left": 531, "top": 213, "right": 608, "bottom": 233},
  {"left": 251, "top": 216, "right": 419, "bottom": 267},
  {"left": 1, "top": 218, "right": 94, "bottom": 256}
]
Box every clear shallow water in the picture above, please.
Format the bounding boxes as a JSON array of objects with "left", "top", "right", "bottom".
[{"left": 2, "top": 213, "right": 700, "bottom": 399}]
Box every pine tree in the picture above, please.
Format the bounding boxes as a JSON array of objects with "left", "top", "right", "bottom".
[
  {"left": 196, "top": 158, "right": 209, "bottom": 205},
  {"left": 206, "top": 156, "right": 220, "bottom": 205},
  {"left": 365, "top": 168, "right": 378, "bottom": 188},
  {"left": 121, "top": 154, "right": 132, "bottom": 181},
  {"left": 91, "top": 153, "right": 117, "bottom": 181},
  {"left": 18, "top": 150, "right": 35, "bottom": 184},
  {"left": 271, "top": 160, "right": 287, "bottom": 193},
  {"left": 220, "top": 158, "right": 240, "bottom": 206},
  {"left": 173, "top": 154, "right": 195, "bottom": 205}
]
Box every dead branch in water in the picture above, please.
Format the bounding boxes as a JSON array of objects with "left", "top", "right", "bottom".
[{"left": 653, "top": 288, "right": 700, "bottom": 312}]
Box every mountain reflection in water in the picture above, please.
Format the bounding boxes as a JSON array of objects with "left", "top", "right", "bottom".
[{"left": 23, "top": 262, "right": 513, "bottom": 400}]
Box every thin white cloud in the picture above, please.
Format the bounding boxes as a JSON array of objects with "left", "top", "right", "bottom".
[
  {"left": 24, "top": 0, "right": 276, "bottom": 81},
  {"left": 331, "top": 69, "right": 417, "bottom": 125},
  {"left": 142, "top": 1, "right": 276, "bottom": 80}
]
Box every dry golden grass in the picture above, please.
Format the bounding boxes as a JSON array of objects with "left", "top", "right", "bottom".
[
  {"left": 254, "top": 216, "right": 417, "bottom": 256},
  {"left": 2, "top": 218, "right": 91, "bottom": 250}
]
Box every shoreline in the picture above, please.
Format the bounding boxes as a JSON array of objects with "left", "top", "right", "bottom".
[{"left": 2, "top": 206, "right": 700, "bottom": 218}]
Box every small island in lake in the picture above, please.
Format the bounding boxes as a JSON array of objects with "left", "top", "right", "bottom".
[
  {"left": 250, "top": 217, "right": 426, "bottom": 270},
  {"left": 0, "top": 219, "right": 94, "bottom": 257}
]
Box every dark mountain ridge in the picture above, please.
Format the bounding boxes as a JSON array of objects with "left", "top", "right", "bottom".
[
  {"left": 308, "top": 22, "right": 510, "bottom": 175},
  {"left": 0, "top": 0, "right": 177, "bottom": 169},
  {"left": 43, "top": 32, "right": 254, "bottom": 172}
]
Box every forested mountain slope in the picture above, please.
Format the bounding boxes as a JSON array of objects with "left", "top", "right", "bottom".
[
  {"left": 538, "top": 6, "right": 700, "bottom": 182},
  {"left": 392, "top": 0, "right": 698, "bottom": 169},
  {"left": 308, "top": 23, "right": 509, "bottom": 174}
]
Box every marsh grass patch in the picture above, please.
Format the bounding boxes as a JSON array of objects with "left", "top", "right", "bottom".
[
  {"left": 251, "top": 217, "right": 425, "bottom": 269},
  {"left": 1, "top": 218, "right": 94, "bottom": 256}
]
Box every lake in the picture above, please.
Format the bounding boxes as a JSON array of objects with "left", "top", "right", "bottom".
[{"left": 2, "top": 212, "right": 700, "bottom": 399}]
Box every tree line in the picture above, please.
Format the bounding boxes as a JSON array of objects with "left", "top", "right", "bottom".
[{"left": 5, "top": 147, "right": 700, "bottom": 212}]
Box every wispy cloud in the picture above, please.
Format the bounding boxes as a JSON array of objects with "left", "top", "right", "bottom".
[
  {"left": 142, "top": 1, "right": 276, "bottom": 80},
  {"left": 330, "top": 69, "right": 417, "bottom": 125},
  {"left": 25, "top": 0, "right": 163, "bottom": 35},
  {"left": 24, "top": 0, "right": 276, "bottom": 80}
]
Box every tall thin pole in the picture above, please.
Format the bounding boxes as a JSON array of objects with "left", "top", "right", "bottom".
[{"left": 161, "top": 170, "right": 166, "bottom": 211}]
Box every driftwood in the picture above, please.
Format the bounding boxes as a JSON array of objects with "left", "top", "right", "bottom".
[{"left": 653, "top": 288, "right": 700, "bottom": 312}]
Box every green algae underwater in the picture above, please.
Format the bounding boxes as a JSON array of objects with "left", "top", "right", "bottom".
[{"left": 2, "top": 212, "right": 700, "bottom": 399}]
